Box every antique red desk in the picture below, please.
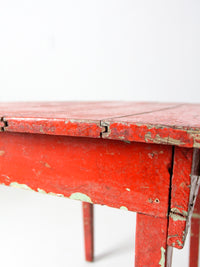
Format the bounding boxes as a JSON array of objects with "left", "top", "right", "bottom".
[{"left": 0, "top": 102, "right": 200, "bottom": 267}]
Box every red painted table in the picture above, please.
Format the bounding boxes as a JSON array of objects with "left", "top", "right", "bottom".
[{"left": 0, "top": 101, "right": 200, "bottom": 267}]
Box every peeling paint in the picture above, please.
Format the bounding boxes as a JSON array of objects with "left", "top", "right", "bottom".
[
  {"left": 126, "top": 188, "right": 130, "bottom": 192},
  {"left": 37, "top": 188, "right": 47, "bottom": 194},
  {"left": 40, "top": 161, "right": 51, "bottom": 168},
  {"left": 8, "top": 183, "right": 64, "bottom": 199},
  {"left": 0, "top": 150, "right": 5, "bottom": 156},
  {"left": 120, "top": 206, "right": 128, "bottom": 211},
  {"left": 145, "top": 132, "right": 185, "bottom": 146},
  {"left": 1, "top": 174, "right": 10, "bottom": 181},
  {"left": 189, "top": 133, "right": 200, "bottom": 148},
  {"left": 171, "top": 207, "right": 188, "bottom": 217},
  {"left": 10, "top": 182, "right": 33, "bottom": 191},
  {"left": 49, "top": 192, "right": 64, "bottom": 197},
  {"left": 9, "top": 183, "right": 91, "bottom": 202},
  {"left": 69, "top": 192, "right": 92, "bottom": 203},
  {"left": 123, "top": 140, "right": 131, "bottom": 144},
  {"left": 37, "top": 188, "right": 64, "bottom": 197},
  {"left": 44, "top": 162, "right": 51, "bottom": 168},
  {"left": 192, "top": 213, "right": 200, "bottom": 219},
  {"left": 169, "top": 213, "right": 186, "bottom": 221},
  {"left": 148, "top": 153, "right": 154, "bottom": 159},
  {"left": 177, "top": 240, "right": 183, "bottom": 247},
  {"left": 159, "top": 247, "right": 165, "bottom": 267},
  {"left": 168, "top": 234, "right": 178, "bottom": 238}
]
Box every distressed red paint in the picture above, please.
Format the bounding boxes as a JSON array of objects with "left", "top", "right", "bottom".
[
  {"left": 102, "top": 104, "right": 200, "bottom": 148},
  {"left": 82, "top": 203, "right": 94, "bottom": 262},
  {"left": 0, "top": 102, "right": 200, "bottom": 148},
  {"left": 0, "top": 132, "right": 172, "bottom": 217},
  {"left": 168, "top": 147, "right": 200, "bottom": 249},
  {"left": 0, "top": 102, "right": 200, "bottom": 266},
  {"left": 6, "top": 118, "right": 101, "bottom": 138},
  {"left": 135, "top": 213, "right": 172, "bottom": 267}
]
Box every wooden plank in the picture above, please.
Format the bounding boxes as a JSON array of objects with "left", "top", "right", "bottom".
[
  {"left": 1, "top": 102, "right": 200, "bottom": 148},
  {"left": 0, "top": 132, "right": 172, "bottom": 217},
  {"left": 0, "top": 102, "right": 177, "bottom": 139},
  {"left": 135, "top": 213, "right": 172, "bottom": 267},
  {"left": 101, "top": 104, "right": 200, "bottom": 148},
  {"left": 168, "top": 147, "right": 200, "bottom": 249},
  {"left": 0, "top": 101, "right": 177, "bottom": 120}
]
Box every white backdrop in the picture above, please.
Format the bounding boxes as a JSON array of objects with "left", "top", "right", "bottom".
[{"left": 0, "top": 0, "right": 199, "bottom": 266}]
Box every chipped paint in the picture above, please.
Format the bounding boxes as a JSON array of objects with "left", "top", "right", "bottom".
[
  {"left": 148, "top": 153, "right": 154, "bottom": 159},
  {"left": 40, "top": 161, "right": 51, "bottom": 168},
  {"left": 168, "top": 234, "right": 178, "bottom": 238},
  {"left": 120, "top": 206, "right": 128, "bottom": 211},
  {"left": 126, "top": 188, "right": 130, "bottom": 192},
  {"left": 49, "top": 192, "right": 64, "bottom": 197},
  {"left": 10, "top": 182, "right": 33, "bottom": 191},
  {"left": 123, "top": 140, "right": 131, "bottom": 144},
  {"left": 177, "top": 240, "right": 183, "bottom": 247},
  {"left": 0, "top": 150, "right": 5, "bottom": 156},
  {"left": 192, "top": 213, "right": 200, "bottom": 219},
  {"left": 44, "top": 162, "right": 51, "bottom": 168},
  {"left": 1, "top": 174, "right": 10, "bottom": 181},
  {"left": 159, "top": 247, "right": 165, "bottom": 267},
  {"left": 37, "top": 188, "right": 46, "bottom": 194},
  {"left": 169, "top": 213, "right": 186, "bottom": 221},
  {"left": 145, "top": 132, "right": 185, "bottom": 146},
  {"left": 189, "top": 133, "right": 200, "bottom": 148},
  {"left": 37, "top": 188, "right": 64, "bottom": 197},
  {"left": 69, "top": 192, "right": 92, "bottom": 203},
  {"left": 171, "top": 207, "right": 188, "bottom": 217},
  {"left": 8, "top": 183, "right": 64, "bottom": 199}
]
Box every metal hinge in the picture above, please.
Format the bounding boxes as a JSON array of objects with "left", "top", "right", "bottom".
[{"left": 0, "top": 117, "right": 8, "bottom": 132}]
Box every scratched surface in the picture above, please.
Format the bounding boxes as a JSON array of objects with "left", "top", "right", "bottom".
[
  {"left": 135, "top": 213, "right": 169, "bottom": 267},
  {"left": 0, "top": 102, "right": 200, "bottom": 147},
  {"left": 102, "top": 104, "right": 200, "bottom": 148},
  {"left": 0, "top": 132, "right": 172, "bottom": 217},
  {"left": 167, "top": 147, "right": 200, "bottom": 249}
]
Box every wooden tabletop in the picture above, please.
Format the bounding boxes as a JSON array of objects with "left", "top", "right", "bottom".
[{"left": 0, "top": 101, "right": 200, "bottom": 148}]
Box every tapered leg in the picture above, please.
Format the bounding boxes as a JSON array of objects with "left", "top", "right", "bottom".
[
  {"left": 135, "top": 213, "right": 173, "bottom": 267},
  {"left": 82, "top": 202, "right": 94, "bottom": 262},
  {"left": 189, "top": 190, "right": 200, "bottom": 267}
]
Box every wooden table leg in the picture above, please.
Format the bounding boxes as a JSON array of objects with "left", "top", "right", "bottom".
[
  {"left": 135, "top": 213, "right": 172, "bottom": 267},
  {"left": 82, "top": 202, "right": 94, "bottom": 262},
  {"left": 189, "top": 190, "right": 200, "bottom": 267}
]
